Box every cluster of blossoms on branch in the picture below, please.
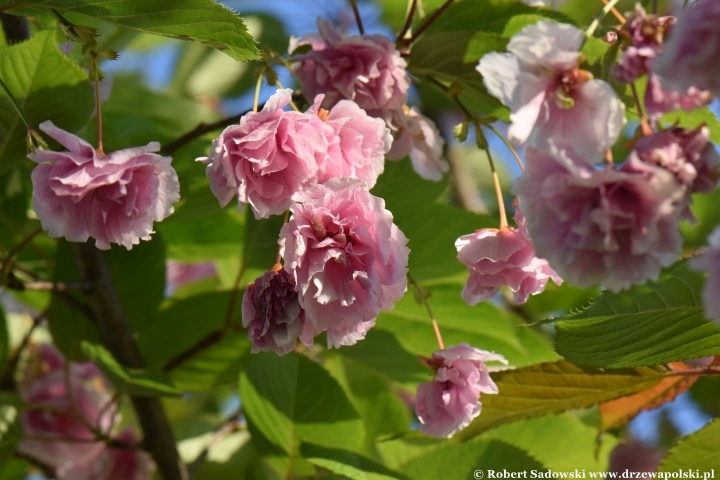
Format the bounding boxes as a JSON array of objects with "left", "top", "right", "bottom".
[{"left": 19, "top": 344, "right": 150, "bottom": 479}]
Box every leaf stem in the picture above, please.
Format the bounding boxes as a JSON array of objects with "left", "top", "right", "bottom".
[
  {"left": 480, "top": 130, "right": 508, "bottom": 229},
  {"left": 348, "top": 0, "right": 365, "bottom": 34},
  {"left": 0, "top": 226, "right": 42, "bottom": 283},
  {"left": 600, "top": 0, "right": 626, "bottom": 25},
  {"left": 275, "top": 210, "right": 290, "bottom": 266},
  {"left": 275, "top": 81, "right": 299, "bottom": 112},
  {"left": 408, "top": 274, "right": 444, "bottom": 350},
  {"left": 0, "top": 75, "right": 46, "bottom": 149},
  {"left": 586, "top": 0, "right": 623, "bottom": 37},
  {"left": 408, "top": 0, "right": 455, "bottom": 45},
  {"left": 630, "top": 82, "right": 653, "bottom": 136},
  {"left": 93, "top": 61, "right": 104, "bottom": 156},
  {"left": 485, "top": 124, "right": 524, "bottom": 172},
  {"left": 252, "top": 69, "right": 263, "bottom": 113}
]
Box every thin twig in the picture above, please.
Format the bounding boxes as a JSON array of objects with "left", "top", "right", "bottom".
[
  {"left": 160, "top": 113, "right": 247, "bottom": 155},
  {"left": 348, "top": 0, "right": 364, "bottom": 34},
  {"left": 163, "top": 329, "right": 225, "bottom": 373},
  {"left": 408, "top": 0, "right": 455, "bottom": 44},
  {"left": 0, "top": 308, "right": 46, "bottom": 390},
  {"left": 1, "top": 226, "right": 42, "bottom": 282},
  {"left": 586, "top": 0, "right": 623, "bottom": 37},
  {"left": 396, "top": 0, "right": 417, "bottom": 43},
  {"left": 93, "top": 62, "right": 104, "bottom": 156},
  {"left": 408, "top": 275, "right": 444, "bottom": 350},
  {"left": 484, "top": 124, "right": 524, "bottom": 172},
  {"left": 630, "top": 82, "right": 653, "bottom": 136},
  {"left": 600, "top": 0, "right": 627, "bottom": 24},
  {"left": 187, "top": 409, "right": 244, "bottom": 478},
  {"left": 7, "top": 280, "right": 92, "bottom": 292}
]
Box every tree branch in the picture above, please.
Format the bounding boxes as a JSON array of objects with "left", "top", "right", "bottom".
[{"left": 72, "top": 241, "right": 188, "bottom": 480}]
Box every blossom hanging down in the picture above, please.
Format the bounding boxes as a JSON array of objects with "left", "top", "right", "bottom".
[
  {"left": 290, "top": 18, "right": 411, "bottom": 129},
  {"left": 242, "top": 266, "right": 313, "bottom": 355},
  {"left": 29, "top": 121, "right": 179, "bottom": 250},
  {"left": 512, "top": 144, "right": 684, "bottom": 292},
  {"left": 387, "top": 106, "right": 449, "bottom": 182},
  {"left": 612, "top": 5, "right": 711, "bottom": 121},
  {"left": 690, "top": 226, "right": 720, "bottom": 324},
  {"left": 279, "top": 178, "right": 409, "bottom": 348},
  {"left": 455, "top": 208, "right": 561, "bottom": 305},
  {"left": 19, "top": 344, "right": 151, "bottom": 480},
  {"left": 654, "top": 0, "right": 720, "bottom": 98},
  {"left": 415, "top": 344, "right": 507, "bottom": 438},
  {"left": 199, "top": 89, "right": 322, "bottom": 219},
  {"left": 477, "top": 20, "right": 625, "bottom": 161}
]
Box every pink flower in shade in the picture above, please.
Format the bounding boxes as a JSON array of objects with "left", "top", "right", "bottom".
[
  {"left": 415, "top": 344, "right": 507, "bottom": 438},
  {"left": 28, "top": 121, "right": 179, "bottom": 250},
  {"left": 242, "top": 267, "right": 313, "bottom": 355},
  {"left": 690, "top": 227, "right": 720, "bottom": 324},
  {"left": 290, "top": 18, "right": 411, "bottom": 129},
  {"left": 654, "top": 0, "right": 720, "bottom": 97},
  {"left": 279, "top": 178, "right": 409, "bottom": 348},
  {"left": 312, "top": 96, "right": 392, "bottom": 188},
  {"left": 611, "top": 6, "right": 711, "bottom": 121},
  {"left": 632, "top": 126, "right": 720, "bottom": 193},
  {"left": 512, "top": 144, "right": 685, "bottom": 292},
  {"left": 477, "top": 20, "right": 625, "bottom": 162},
  {"left": 60, "top": 428, "right": 151, "bottom": 480},
  {"left": 386, "top": 106, "right": 449, "bottom": 182},
  {"left": 198, "top": 89, "right": 323, "bottom": 219},
  {"left": 455, "top": 209, "right": 561, "bottom": 305},
  {"left": 18, "top": 345, "right": 116, "bottom": 477}
]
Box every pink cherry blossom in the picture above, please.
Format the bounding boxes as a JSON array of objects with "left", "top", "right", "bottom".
[
  {"left": 290, "top": 18, "right": 410, "bottom": 129},
  {"left": 387, "top": 107, "right": 449, "bottom": 182},
  {"left": 612, "top": 6, "right": 711, "bottom": 121},
  {"left": 242, "top": 267, "right": 313, "bottom": 355},
  {"left": 60, "top": 428, "right": 152, "bottom": 480},
  {"left": 654, "top": 0, "right": 720, "bottom": 97},
  {"left": 198, "top": 89, "right": 322, "bottom": 219},
  {"left": 18, "top": 344, "right": 116, "bottom": 477},
  {"left": 279, "top": 178, "right": 409, "bottom": 348},
  {"left": 512, "top": 144, "right": 684, "bottom": 292},
  {"left": 455, "top": 209, "right": 561, "bottom": 305},
  {"left": 477, "top": 20, "right": 625, "bottom": 162},
  {"left": 690, "top": 227, "right": 720, "bottom": 324},
  {"left": 415, "top": 344, "right": 507, "bottom": 438},
  {"left": 632, "top": 126, "right": 720, "bottom": 193},
  {"left": 312, "top": 96, "right": 392, "bottom": 188},
  {"left": 29, "top": 121, "right": 179, "bottom": 250}
]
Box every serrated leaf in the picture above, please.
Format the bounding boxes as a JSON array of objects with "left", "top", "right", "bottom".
[
  {"left": 239, "top": 352, "right": 364, "bottom": 456},
  {"left": 401, "top": 439, "right": 545, "bottom": 479},
  {"left": 554, "top": 261, "right": 720, "bottom": 368},
  {"left": 599, "top": 362, "right": 698, "bottom": 432},
  {"left": 659, "top": 418, "right": 720, "bottom": 470},
  {"left": 5, "top": 0, "right": 258, "bottom": 61},
  {"left": 0, "top": 29, "right": 93, "bottom": 170},
  {"left": 81, "top": 342, "right": 181, "bottom": 396},
  {"left": 455, "top": 360, "right": 667, "bottom": 441},
  {"left": 301, "top": 443, "right": 407, "bottom": 480}
]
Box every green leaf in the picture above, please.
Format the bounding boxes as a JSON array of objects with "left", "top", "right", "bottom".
[
  {"left": 659, "top": 419, "right": 720, "bottom": 470},
  {"left": 137, "top": 291, "right": 240, "bottom": 368},
  {"left": 377, "top": 284, "right": 559, "bottom": 369},
  {"left": 479, "top": 413, "right": 618, "bottom": 471},
  {"left": 301, "top": 443, "right": 407, "bottom": 480},
  {"left": 0, "top": 393, "right": 22, "bottom": 465},
  {"left": 81, "top": 342, "right": 181, "bottom": 396},
  {"left": 239, "top": 352, "right": 364, "bottom": 456},
  {"left": 401, "top": 439, "right": 545, "bottom": 479},
  {"left": 455, "top": 360, "right": 667, "bottom": 441},
  {"left": 0, "top": 29, "right": 93, "bottom": 170},
  {"left": 463, "top": 31, "right": 507, "bottom": 64},
  {"left": 554, "top": 261, "right": 720, "bottom": 369},
  {"left": 47, "top": 240, "right": 100, "bottom": 361},
  {"left": 661, "top": 107, "right": 720, "bottom": 145},
  {"left": 0, "top": 303, "right": 7, "bottom": 375},
  {"left": 6, "top": 0, "right": 258, "bottom": 61},
  {"left": 372, "top": 160, "right": 496, "bottom": 283},
  {"left": 170, "top": 330, "right": 250, "bottom": 392},
  {"left": 243, "top": 208, "right": 284, "bottom": 271}
]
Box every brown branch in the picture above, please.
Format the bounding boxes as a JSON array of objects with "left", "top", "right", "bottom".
[
  {"left": 348, "top": 0, "right": 365, "bottom": 34},
  {"left": 408, "top": 0, "right": 455, "bottom": 45},
  {"left": 396, "top": 0, "right": 418, "bottom": 43},
  {"left": 73, "top": 241, "right": 188, "bottom": 480},
  {"left": 163, "top": 329, "right": 225, "bottom": 373},
  {"left": 160, "top": 114, "right": 245, "bottom": 155}
]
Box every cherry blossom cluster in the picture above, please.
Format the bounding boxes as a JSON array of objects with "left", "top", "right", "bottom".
[
  {"left": 19, "top": 344, "right": 150, "bottom": 479},
  {"left": 470, "top": 14, "right": 720, "bottom": 298},
  {"left": 290, "top": 19, "right": 449, "bottom": 181}
]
